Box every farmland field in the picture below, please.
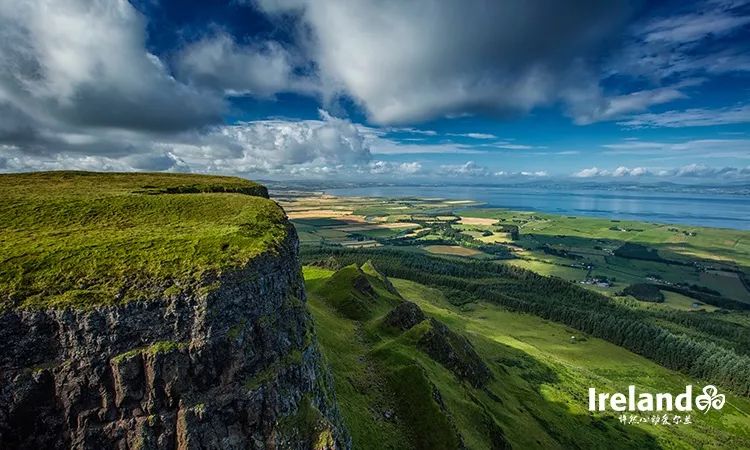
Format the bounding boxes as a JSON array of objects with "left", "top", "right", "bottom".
[
  {"left": 275, "top": 190, "right": 750, "bottom": 309},
  {"left": 285, "top": 188, "right": 750, "bottom": 445}
]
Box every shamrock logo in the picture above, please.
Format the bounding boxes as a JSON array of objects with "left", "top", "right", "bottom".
[{"left": 695, "top": 385, "right": 725, "bottom": 413}]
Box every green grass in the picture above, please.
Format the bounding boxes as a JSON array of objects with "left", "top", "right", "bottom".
[
  {"left": 305, "top": 262, "right": 750, "bottom": 449},
  {"left": 306, "top": 266, "right": 466, "bottom": 449},
  {"left": 280, "top": 193, "right": 750, "bottom": 305},
  {"left": 304, "top": 266, "right": 407, "bottom": 449},
  {"left": 292, "top": 218, "right": 350, "bottom": 227},
  {"left": 305, "top": 265, "right": 712, "bottom": 449},
  {"left": 392, "top": 277, "right": 750, "bottom": 449},
  {"left": 658, "top": 291, "right": 719, "bottom": 312},
  {"left": 310, "top": 263, "right": 401, "bottom": 320},
  {"left": 0, "top": 171, "right": 288, "bottom": 310},
  {"left": 461, "top": 208, "right": 750, "bottom": 269},
  {"left": 111, "top": 340, "right": 185, "bottom": 364}
]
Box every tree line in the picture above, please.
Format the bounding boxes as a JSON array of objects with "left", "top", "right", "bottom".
[{"left": 301, "top": 246, "right": 750, "bottom": 396}]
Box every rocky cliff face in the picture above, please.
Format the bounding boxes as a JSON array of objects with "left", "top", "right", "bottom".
[{"left": 0, "top": 228, "right": 349, "bottom": 450}]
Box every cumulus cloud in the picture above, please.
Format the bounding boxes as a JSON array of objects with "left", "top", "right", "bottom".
[
  {"left": 674, "top": 163, "right": 750, "bottom": 178},
  {"left": 0, "top": 0, "right": 224, "bottom": 134},
  {"left": 256, "top": 0, "right": 633, "bottom": 124},
  {"left": 574, "top": 167, "right": 610, "bottom": 177},
  {"left": 175, "top": 33, "right": 315, "bottom": 96},
  {"left": 573, "top": 164, "right": 749, "bottom": 179},
  {"left": 0, "top": 109, "right": 373, "bottom": 174},
  {"left": 520, "top": 170, "right": 549, "bottom": 177},
  {"left": 368, "top": 160, "right": 422, "bottom": 175},
  {"left": 436, "top": 162, "right": 549, "bottom": 178},
  {"left": 612, "top": 166, "right": 650, "bottom": 176},
  {"left": 210, "top": 110, "right": 371, "bottom": 170},
  {"left": 438, "top": 161, "right": 492, "bottom": 178},
  {"left": 574, "top": 165, "right": 653, "bottom": 178},
  {"left": 0, "top": 0, "right": 746, "bottom": 178}
]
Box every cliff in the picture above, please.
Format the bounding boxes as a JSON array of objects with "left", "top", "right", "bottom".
[{"left": 0, "top": 172, "right": 349, "bottom": 449}]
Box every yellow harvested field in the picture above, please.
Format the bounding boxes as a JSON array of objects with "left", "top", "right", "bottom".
[
  {"left": 458, "top": 217, "right": 497, "bottom": 226},
  {"left": 403, "top": 227, "right": 427, "bottom": 238},
  {"left": 337, "top": 215, "right": 368, "bottom": 223},
  {"left": 339, "top": 222, "right": 418, "bottom": 231},
  {"left": 287, "top": 209, "right": 354, "bottom": 219},
  {"left": 340, "top": 240, "right": 381, "bottom": 248},
  {"left": 424, "top": 245, "right": 482, "bottom": 256}
]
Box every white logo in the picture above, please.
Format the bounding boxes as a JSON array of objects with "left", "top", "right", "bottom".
[
  {"left": 588, "top": 385, "right": 725, "bottom": 414},
  {"left": 694, "top": 385, "right": 725, "bottom": 413}
]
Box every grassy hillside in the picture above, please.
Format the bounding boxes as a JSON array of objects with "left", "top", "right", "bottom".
[
  {"left": 305, "top": 263, "right": 750, "bottom": 449},
  {"left": 0, "top": 171, "right": 287, "bottom": 310},
  {"left": 315, "top": 262, "right": 402, "bottom": 320}
]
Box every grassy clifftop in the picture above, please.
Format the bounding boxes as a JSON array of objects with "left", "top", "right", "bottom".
[{"left": 0, "top": 171, "right": 288, "bottom": 310}]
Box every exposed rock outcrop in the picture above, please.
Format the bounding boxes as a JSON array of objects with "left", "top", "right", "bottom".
[
  {"left": 382, "top": 300, "right": 491, "bottom": 388},
  {"left": 382, "top": 301, "right": 426, "bottom": 331},
  {"left": 419, "top": 319, "right": 492, "bottom": 388},
  {"left": 0, "top": 229, "right": 349, "bottom": 450}
]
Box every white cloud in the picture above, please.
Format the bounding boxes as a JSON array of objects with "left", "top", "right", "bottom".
[
  {"left": 0, "top": 110, "right": 373, "bottom": 175},
  {"left": 567, "top": 82, "right": 699, "bottom": 125},
  {"left": 572, "top": 164, "right": 749, "bottom": 179},
  {"left": 617, "top": 105, "right": 750, "bottom": 128},
  {"left": 0, "top": 0, "right": 224, "bottom": 133},
  {"left": 612, "top": 166, "right": 650, "bottom": 176},
  {"left": 175, "top": 32, "right": 315, "bottom": 96},
  {"left": 191, "top": 110, "right": 372, "bottom": 171},
  {"left": 608, "top": 3, "right": 750, "bottom": 81},
  {"left": 368, "top": 160, "right": 422, "bottom": 175},
  {"left": 639, "top": 11, "right": 750, "bottom": 44},
  {"left": 438, "top": 161, "right": 492, "bottom": 177},
  {"left": 435, "top": 162, "right": 549, "bottom": 178},
  {"left": 486, "top": 142, "right": 537, "bottom": 150},
  {"left": 602, "top": 138, "right": 750, "bottom": 159},
  {"left": 574, "top": 167, "right": 610, "bottom": 177},
  {"left": 673, "top": 163, "right": 750, "bottom": 178},
  {"left": 446, "top": 132, "right": 498, "bottom": 140},
  {"left": 386, "top": 127, "right": 438, "bottom": 136},
  {"left": 520, "top": 170, "right": 549, "bottom": 177},
  {"left": 256, "top": 0, "right": 633, "bottom": 125}
]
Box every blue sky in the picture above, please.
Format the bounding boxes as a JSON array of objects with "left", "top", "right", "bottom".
[{"left": 0, "top": 0, "right": 748, "bottom": 182}]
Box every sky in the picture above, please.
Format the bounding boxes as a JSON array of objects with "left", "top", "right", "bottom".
[{"left": 0, "top": 0, "right": 748, "bottom": 183}]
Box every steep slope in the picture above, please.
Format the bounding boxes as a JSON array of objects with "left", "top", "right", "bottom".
[
  {"left": 0, "top": 172, "right": 349, "bottom": 449},
  {"left": 304, "top": 263, "right": 691, "bottom": 449},
  {"left": 303, "top": 252, "right": 750, "bottom": 449},
  {"left": 304, "top": 264, "right": 508, "bottom": 449},
  {"left": 313, "top": 262, "right": 401, "bottom": 321}
]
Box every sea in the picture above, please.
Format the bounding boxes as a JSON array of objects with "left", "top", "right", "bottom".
[{"left": 324, "top": 185, "right": 750, "bottom": 230}]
